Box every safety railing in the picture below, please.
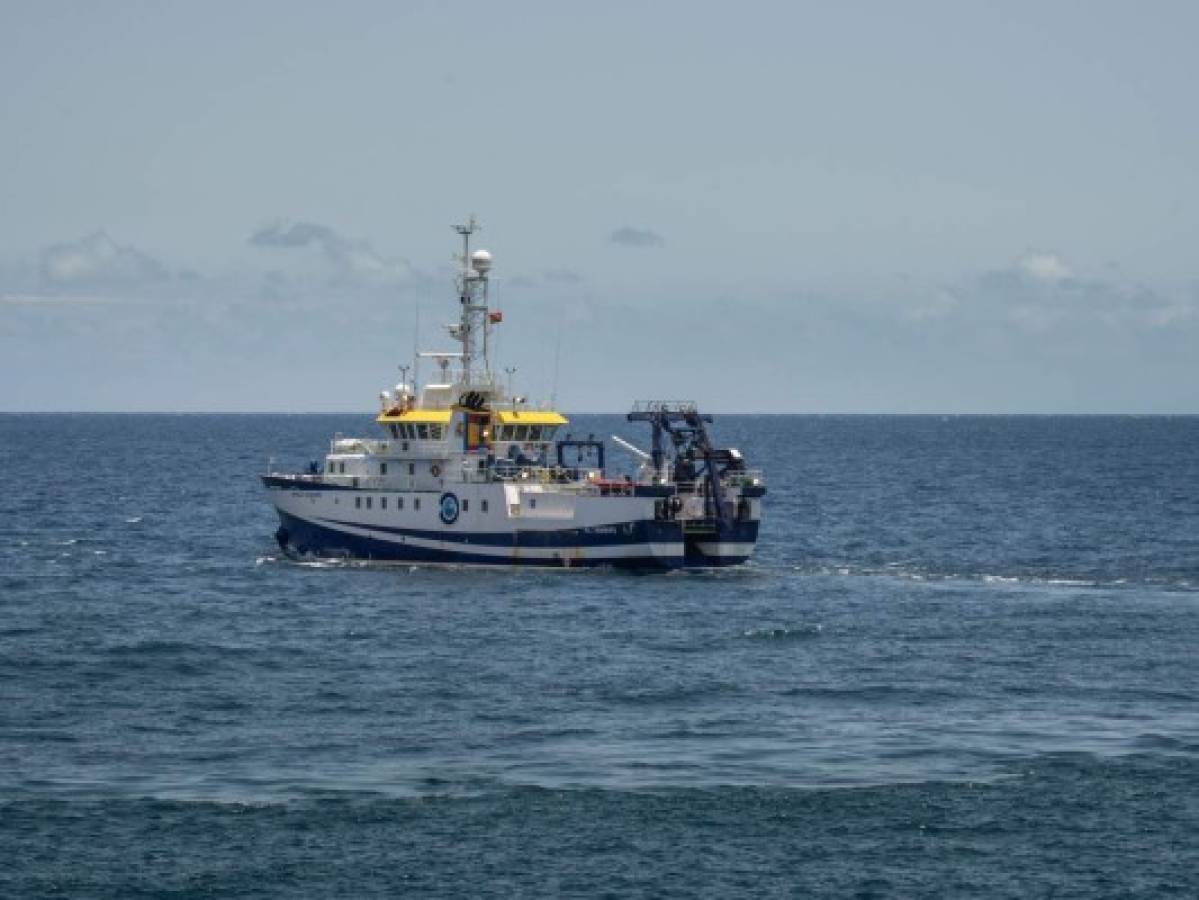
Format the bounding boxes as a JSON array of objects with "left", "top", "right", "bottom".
[
  {"left": 724, "top": 469, "right": 765, "bottom": 488},
  {"left": 328, "top": 438, "right": 392, "bottom": 455},
  {"left": 630, "top": 400, "right": 699, "bottom": 414}
]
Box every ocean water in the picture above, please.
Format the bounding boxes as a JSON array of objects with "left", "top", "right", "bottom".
[{"left": 2, "top": 413, "right": 1197, "bottom": 897}]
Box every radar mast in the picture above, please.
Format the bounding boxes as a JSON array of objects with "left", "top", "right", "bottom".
[{"left": 453, "top": 216, "right": 495, "bottom": 388}]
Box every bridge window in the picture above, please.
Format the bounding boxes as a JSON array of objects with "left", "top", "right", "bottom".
[
  {"left": 414, "top": 498, "right": 421, "bottom": 511},
  {"left": 408, "top": 463, "right": 415, "bottom": 475},
  {"left": 430, "top": 424, "right": 444, "bottom": 440},
  {"left": 398, "top": 496, "right": 404, "bottom": 510},
  {"left": 380, "top": 463, "right": 388, "bottom": 475},
  {"left": 366, "top": 497, "right": 372, "bottom": 510},
  {"left": 416, "top": 424, "right": 429, "bottom": 440},
  {"left": 481, "top": 499, "right": 489, "bottom": 513},
  {"left": 381, "top": 497, "right": 387, "bottom": 510},
  {"left": 462, "top": 499, "right": 469, "bottom": 513},
  {"left": 355, "top": 497, "right": 362, "bottom": 509}
]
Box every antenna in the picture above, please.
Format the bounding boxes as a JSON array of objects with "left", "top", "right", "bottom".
[
  {"left": 454, "top": 214, "right": 479, "bottom": 242},
  {"left": 413, "top": 298, "right": 421, "bottom": 395},
  {"left": 550, "top": 308, "right": 563, "bottom": 409}
]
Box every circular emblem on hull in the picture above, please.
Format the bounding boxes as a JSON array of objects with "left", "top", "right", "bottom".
[{"left": 439, "top": 492, "right": 460, "bottom": 524}]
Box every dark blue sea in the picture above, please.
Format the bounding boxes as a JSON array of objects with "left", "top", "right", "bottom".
[{"left": 2, "top": 414, "right": 1198, "bottom": 897}]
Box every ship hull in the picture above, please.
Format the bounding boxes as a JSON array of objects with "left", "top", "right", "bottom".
[
  {"left": 263, "top": 474, "right": 759, "bottom": 571},
  {"left": 684, "top": 520, "right": 761, "bottom": 567}
]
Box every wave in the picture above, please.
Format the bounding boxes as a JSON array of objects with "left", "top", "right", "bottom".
[
  {"left": 789, "top": 562, "right": 1198, "bottom": 592},
  {"left": 102, "top": 639, "right": 254, "bottom": 657},
  {"left": 740, "top": 624, "right": 823, "bottom": 641},
  {"left": 5, "top": 747, "right": 1198, "bottom": 807}
]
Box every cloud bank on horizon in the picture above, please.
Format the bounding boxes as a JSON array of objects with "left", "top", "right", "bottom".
[{"left": 2, "top": 222, "right": 1195, "bottom": 412}]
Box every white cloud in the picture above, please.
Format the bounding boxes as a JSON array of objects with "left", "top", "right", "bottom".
[
  {"left": 39, "top": 231, "right": 170, "bottom": 288},
  {"left": 1017, "top": 252, "right": 1072, "bottom": 283},
  {"left": 608, "top": 226, "right": 665, "bottom": 248},
  {"left": 904, "top": 288, "right": 959, "bottom": 321},
  {"left": 248, "top": 220, "right": 413, "bottom": 285},
  {"left": 922, "top": 251, "right": 1197, "bottom": 335}
]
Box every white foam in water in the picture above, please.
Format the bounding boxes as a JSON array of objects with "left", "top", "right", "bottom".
[{"left": 125, "top": 516, "right": 143, "bottom": 524}]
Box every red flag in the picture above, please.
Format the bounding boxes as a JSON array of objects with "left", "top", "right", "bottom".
[{"left": 489, "top": 310, "right": 503, "bottom": 323}]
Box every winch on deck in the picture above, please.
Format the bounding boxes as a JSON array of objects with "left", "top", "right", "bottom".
[{"left": 626, "top": 401, "right": 762, "bottom": 533}]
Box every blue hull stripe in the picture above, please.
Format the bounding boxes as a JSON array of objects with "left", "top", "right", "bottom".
[
  {"left": 275, "top": 511, "right": 682, "bottom": 569},
  {"left": 315, "top": 516, "right": 678, "bottom": 549}
]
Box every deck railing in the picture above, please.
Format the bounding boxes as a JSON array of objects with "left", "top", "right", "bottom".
[{"left": 629, "top": 400, "right": 698, "bottom": 414}]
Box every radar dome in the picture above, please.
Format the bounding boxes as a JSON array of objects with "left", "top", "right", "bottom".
[{"left": 471, "top": 249, "right": 493, "bottom": 274}]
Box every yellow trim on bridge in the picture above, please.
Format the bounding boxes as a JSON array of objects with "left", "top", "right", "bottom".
[
  {"left": 376, "top": 408, "right": 568, "bottom": 426},
  {"left": 494, "top": 410, "right": 569, "bottom": 425},
  {"left": 376, "top": 409, "right": 453, "bottom": 424}
]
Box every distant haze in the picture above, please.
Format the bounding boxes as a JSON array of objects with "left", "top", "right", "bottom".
[{"left": 2, "top": 2, "right": 1197, "bottom": 412}]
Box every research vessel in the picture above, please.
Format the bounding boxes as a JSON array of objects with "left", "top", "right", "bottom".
[{"left": 263, "top": 218, "right": 765, "bottom": 568}]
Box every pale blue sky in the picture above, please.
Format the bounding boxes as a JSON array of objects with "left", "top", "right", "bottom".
[{"left": 2, "top": 1, "right": 1197, "bottom": 411}]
